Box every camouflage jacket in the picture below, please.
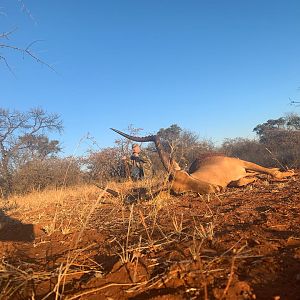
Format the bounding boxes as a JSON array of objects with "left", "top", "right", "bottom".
[{"left": 130, "top": 152, "right": 153, "bottom": 179}]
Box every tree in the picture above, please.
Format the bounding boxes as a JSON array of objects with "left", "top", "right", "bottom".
[
  {"left": 221, "top": 138, "right": 273, "bottom": 167},
  {"left": 157, "top": 124, "right": 182, "bottom": 146},
  {"left": 85, "top": 148, "right": 123, "bottom": 184},
  {"left": 0, "top": 108, "right": 63, "bottom": 198},
  {"left": 253, "top": 115, "right": 299, "bottom": 142},
  {"left": 13, "top": 157, "right": 83, "bottom": 194},
  {"left": 153, "top": 124, "right": 214, "bottom": 170},
  {"left": 14, "top": 134, "right": 61, "bottom": 168},
  {"left": 253, "top": 113, "right": 300, "bottom": 168}
]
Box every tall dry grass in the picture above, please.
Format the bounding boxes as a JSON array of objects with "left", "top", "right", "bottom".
[{"left": 0, "top": 177, "right": 250, "bottom": 299}]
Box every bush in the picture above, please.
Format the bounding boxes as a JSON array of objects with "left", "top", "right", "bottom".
[
  {"left": 84, "top": 148, "right": 127, "bottom": 184},
  {"left": 221, "top": 138, "right": 275, "bottom": 167},
  {"left": 12, "top": 157, "right": 83, "bottom": 194}
]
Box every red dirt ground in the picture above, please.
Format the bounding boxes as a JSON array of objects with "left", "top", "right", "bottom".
[{"left": 1, "top": 173, "right": 300, "bottom": 299}]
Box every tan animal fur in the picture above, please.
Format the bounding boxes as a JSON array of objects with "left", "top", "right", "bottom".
[{"left": 111, "top": 128, "right": 294, "bottom": 195}]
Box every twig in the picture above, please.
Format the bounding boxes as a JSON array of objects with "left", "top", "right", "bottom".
[
  {"left": 0, "top": 41, "right": 56, "bottom": 73},
  {"left": 220, "top": 256, "right": 236, "bottom": 299},
  {"left": 265, "top": 147, "right": 287, "bottom": 170}
]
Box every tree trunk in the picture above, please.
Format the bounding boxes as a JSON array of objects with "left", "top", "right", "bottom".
[{"left": 0, "top": 147, "right": 13, "bottom": 199}]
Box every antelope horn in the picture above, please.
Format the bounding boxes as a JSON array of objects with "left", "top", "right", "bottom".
[{"left": 110, "top": 128, "right": 180, "bottom": 173}]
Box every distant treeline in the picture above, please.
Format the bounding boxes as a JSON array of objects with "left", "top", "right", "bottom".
[{"left": 1, "top": 108, "right": 300, "bottom": 198}]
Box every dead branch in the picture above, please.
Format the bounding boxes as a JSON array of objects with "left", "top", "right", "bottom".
[{"left": 0, "top": 40, "right": 56, "bottom": 73}]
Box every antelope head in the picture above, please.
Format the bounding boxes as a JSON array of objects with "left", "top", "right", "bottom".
[{"left": 110, "top": 128, "right": 220, "bottom": 195}]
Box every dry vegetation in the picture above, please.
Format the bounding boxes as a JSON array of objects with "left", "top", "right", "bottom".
[
  {"left": 1, "top": 114, "right": 300, "bottom": 299},
  {"left": 1, "top": 173, "right": 300, "bottom": 300}
]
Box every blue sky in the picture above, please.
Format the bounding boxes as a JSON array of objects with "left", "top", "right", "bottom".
[{"left": 1, "top": 0, "right": 300, "bottom": 156}]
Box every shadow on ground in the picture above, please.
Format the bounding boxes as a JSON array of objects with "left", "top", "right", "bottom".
[{"left": 0, "top": 209, "right": 35, "bottom": 242}]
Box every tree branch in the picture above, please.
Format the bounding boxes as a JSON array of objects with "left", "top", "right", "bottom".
[{"left": 0, "top": 41, "right": 56, "bottom": 72}]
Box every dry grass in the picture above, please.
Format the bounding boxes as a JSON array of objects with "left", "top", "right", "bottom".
[
  {"left": 0, "top": 180, "right": 179, "bottom": 298},
  {"left": 0, "top": 178, "right": 267, "bottom": 299},
  {"left": 0, "top": 182, "right": 216, "bottom": 299},
  {"left": 0, "top": 185, "right": 100, "bottom": 233}
]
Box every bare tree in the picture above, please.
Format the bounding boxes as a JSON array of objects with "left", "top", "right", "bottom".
[
  {"left": 0, "top": 108, "right": 63, "bottom": 198},
  {"left": 154, "top": 124, "right": 215, "bottom": 170},
  {"left": 85, "top": 148, "right": 123, "bottom": 184}
]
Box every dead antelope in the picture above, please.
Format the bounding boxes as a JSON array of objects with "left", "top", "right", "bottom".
[{"left": 111, "top": 128, "right": 294, "bottom": 195}]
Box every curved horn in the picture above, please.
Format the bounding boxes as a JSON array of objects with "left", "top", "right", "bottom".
[
  {"left": 110, "top": 128, "right": 180, "bottom": 173},
  {"left": 110, "top": 128, "right": 156, "bottom": 143}
]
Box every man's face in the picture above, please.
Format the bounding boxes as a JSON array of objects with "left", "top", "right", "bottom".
[{"left": 132, "top": 145, "right": 141, "bottom": 154}]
